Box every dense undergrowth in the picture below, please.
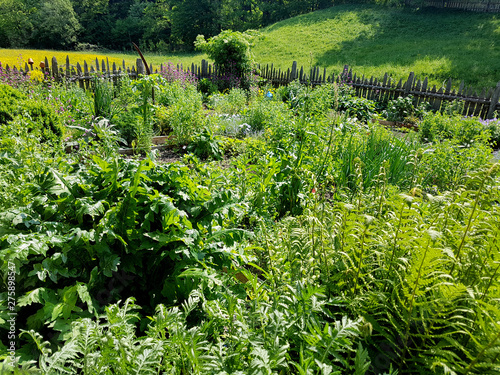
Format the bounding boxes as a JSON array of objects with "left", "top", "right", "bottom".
[{"left": 0, "top": 68, "right": 499, "bottom": 375}]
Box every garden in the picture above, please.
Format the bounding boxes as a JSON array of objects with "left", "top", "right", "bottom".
[{"left": 0, "top": 31, "right": 499, "bottom": 375}]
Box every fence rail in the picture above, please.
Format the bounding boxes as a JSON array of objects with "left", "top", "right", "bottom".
[{"left": 3, "top": 56, "right": 500, "bottom": 119}]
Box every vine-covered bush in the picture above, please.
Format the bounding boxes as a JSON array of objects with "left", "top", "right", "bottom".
[{"left": 195, "top": 30, "right": 256, "bottom": 90}]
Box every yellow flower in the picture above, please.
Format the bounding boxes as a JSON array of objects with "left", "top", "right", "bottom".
[{"left": 29, "top": 70, "right": 44, "bottom": 83}]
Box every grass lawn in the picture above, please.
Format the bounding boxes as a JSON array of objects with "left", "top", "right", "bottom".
[{"left": 253, "top": 4, "right": 500, "bottom": 90}]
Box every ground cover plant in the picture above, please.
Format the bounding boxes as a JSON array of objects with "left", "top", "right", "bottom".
[{"left": 0, "top": 63, "right": 499, "bottom": 375}]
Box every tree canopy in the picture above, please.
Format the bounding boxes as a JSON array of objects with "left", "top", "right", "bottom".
[{"left": 0, "top": 0, "right": 336, "bottom": 51}]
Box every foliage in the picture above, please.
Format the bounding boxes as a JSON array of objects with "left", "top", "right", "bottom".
[
  {"left": 336, "top": 85, "right": 377, "bottom": 123},
  {"left": 383, "top": 95, "right": 429, "bottom": 122},
  {"left": 91, "top": 76, "right": 117, "bottom": 120},
  {"left": 20, "top": 99, "right": 65, "bottom": 143},
  {"left": 155, "top": 79, "right": 205, "bottom": 143},
  {"left": 159, "top": 62, "right": 198, "bottom": 87},
  {"left": 209, "top": 88, "right": 248, "bottom": 115},
  {"left": 480, "top": 118, "right": 500, "bottom": 147},
  {"left": 195, "top": 30, "right": 256, "bottom": 89},
  {"left": 243, "top": 95, "right": 292, "bottom": 132},
  {"left": 197, "top": 78, "right": 219, "bottom": 99},
  {"left": 30, "top": 0, "right": 81, "bottom": 49},
  {"left": 0, "top": 63, "right": 31, "bottom": 89},
  {"left": 187, "top": 127, "right": 224, "bottom": 160},
  {"left": 0, "top": 83, "right": 25, "bottom": 124},
  {"left": 417, "top": 137, "right": 492, "bottom": 191},
  {"left": 418, "top": 112, "right": 491, "bottom": 145},
  {"left": 0, "top": 155, "right": 251, "bottom": 356},
  {"left": 1, "top": 70, "right": 499, "bottom": 375}
]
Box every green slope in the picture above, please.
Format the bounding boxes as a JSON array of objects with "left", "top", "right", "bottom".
[{"left": 252, "top": 3, "right": 500, "bottom": 89}]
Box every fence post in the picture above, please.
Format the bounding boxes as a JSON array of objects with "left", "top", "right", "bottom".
[
  {"left": 486, "top": 81, "right": 500, "bottom": 119},
  {"left": 51, "top": 57, "right": 59, "bottom": 82},
  {"left": 201, "top": 59, "right": 207, "bottom": 79},
  {"left": 291, "top": 61, "right": 297, "bottom": 81},
  {"left": 136, "top": 58, "right": 145, "bottom": 76},
  {"left": 404, "top": 72, "right": 415, "bottom": 95}
]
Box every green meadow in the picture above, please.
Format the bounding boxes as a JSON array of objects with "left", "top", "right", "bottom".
[{"left": 253, "top": 4, "right": 500, "bottom": 90}]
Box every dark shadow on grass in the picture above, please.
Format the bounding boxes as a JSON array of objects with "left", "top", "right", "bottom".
[{"left": 265, "top": 4, "right": 500, "bottom": 89}]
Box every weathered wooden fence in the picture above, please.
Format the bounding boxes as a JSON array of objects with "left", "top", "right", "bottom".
[
  {"left": 257, "top": 61, "right": 500, "bottom": 119},
  {"left": 404, "top": 0, "right": 500, "bottom": 12},
  {"left": 3, "top": 56, "right": 500, "bottom": 119}
]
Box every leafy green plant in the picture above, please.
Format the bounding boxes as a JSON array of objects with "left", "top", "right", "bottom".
[
  {"left": 335, "top": 85, "right": 377, "bottom": 123},
  {"left": 418, "top": 112, "right": 490, "bottom": 145},
  {"left": 383, "top": 95, "right": 429, "bottom": 123},
  {"left": 187, "top": 127, "right": 224, "bottom": 160},
  {"left": 90, "top": 75, "right": 117, "bottom": 120},
  {"left": 155, "top": 79, "right": 204, "bottom": 143},
  {"left": 20, "top": 99, "right": 65, "bottom": 143},
  {"left": 197, "top": 77, "right": 219, "bottom": 100},
  {"left": 209, "top": 88, "right": 247, "bottom": 115},
  {"left": 416, "top": 137, "right": 492, "bottom": 190},
  {"left": 243, "top": 96, "right": 291, "bottom": 132}
]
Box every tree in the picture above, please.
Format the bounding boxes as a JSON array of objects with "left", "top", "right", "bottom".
[
  {"left": 140, "top": 0, "right": 173, "bottom": 51},
  {"left": 219, "top": 0, "right": 262, "bottom": 31},
  {"left": 171, "top": 0, "right": 221, "bottom": 50},
  {"left": 31, "top": 0, "right": 81, "bottom": 49},
  {"left": 111, "top": 0, "right": 147, "bottom": 50},
  {"left": 0, "top": 0, "right": 33, "bottom": 48},
  {"left": 71, "top": 0, "right": 110, "bottom": 47}
]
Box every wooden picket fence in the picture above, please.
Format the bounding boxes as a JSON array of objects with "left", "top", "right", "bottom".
[
  {"left": 404, "top": 0, "right": 500, "bottom": 12},
  {"left": 257, "top": 61, "right": 500, "bottom": 119},
  {"left": 3, "top": 56, "right": 500, "bottom": 119}
]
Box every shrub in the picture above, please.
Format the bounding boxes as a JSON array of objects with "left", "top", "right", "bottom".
[
  {"left": 0, "top": 83, "right": 24, "bottom": 124},
  {"left": 197, "top": 77, "right": 219, "bottom": 99},
  {"left": 113, "top": 108, "right": 142, "bottom": 145},
  {"left": 195, "top": 30, "right": 256, "bottom": 90},
  {"left": 20, "top": 99, "right": 65, "bottom": 143},
  {"left": 480, "top": 118, "right": 500, "bottom": 147},
  {"left": 419, "top": 112, "right": 490, "bottom": 145},
  {"left": 187, "top": 127, "right": 224, "bottom": 160},
  {"left": 243, "top": 97, "right": 291, "bottom": 132},
  {"left": 155, "top": 82, "right": 204, "bottom": 143},
  {"left": 417, "top": 137, "right": 492, "bottom": 190},
  {"left": 383, "top": 95, "right": 429, "bottom": 122},
  {"left": 277, "top": 79, "right": 309, "bottom": 112},
  {"left": 209, "top": 88, "right": 247, "bottom": 115},
  {"left": 336, "top": 85, "right": 376, "bottom": 122}
]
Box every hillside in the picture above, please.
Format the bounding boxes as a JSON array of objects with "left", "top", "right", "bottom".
[{"left": 253, "top": 3, "right": 500, "bottom": 89}]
